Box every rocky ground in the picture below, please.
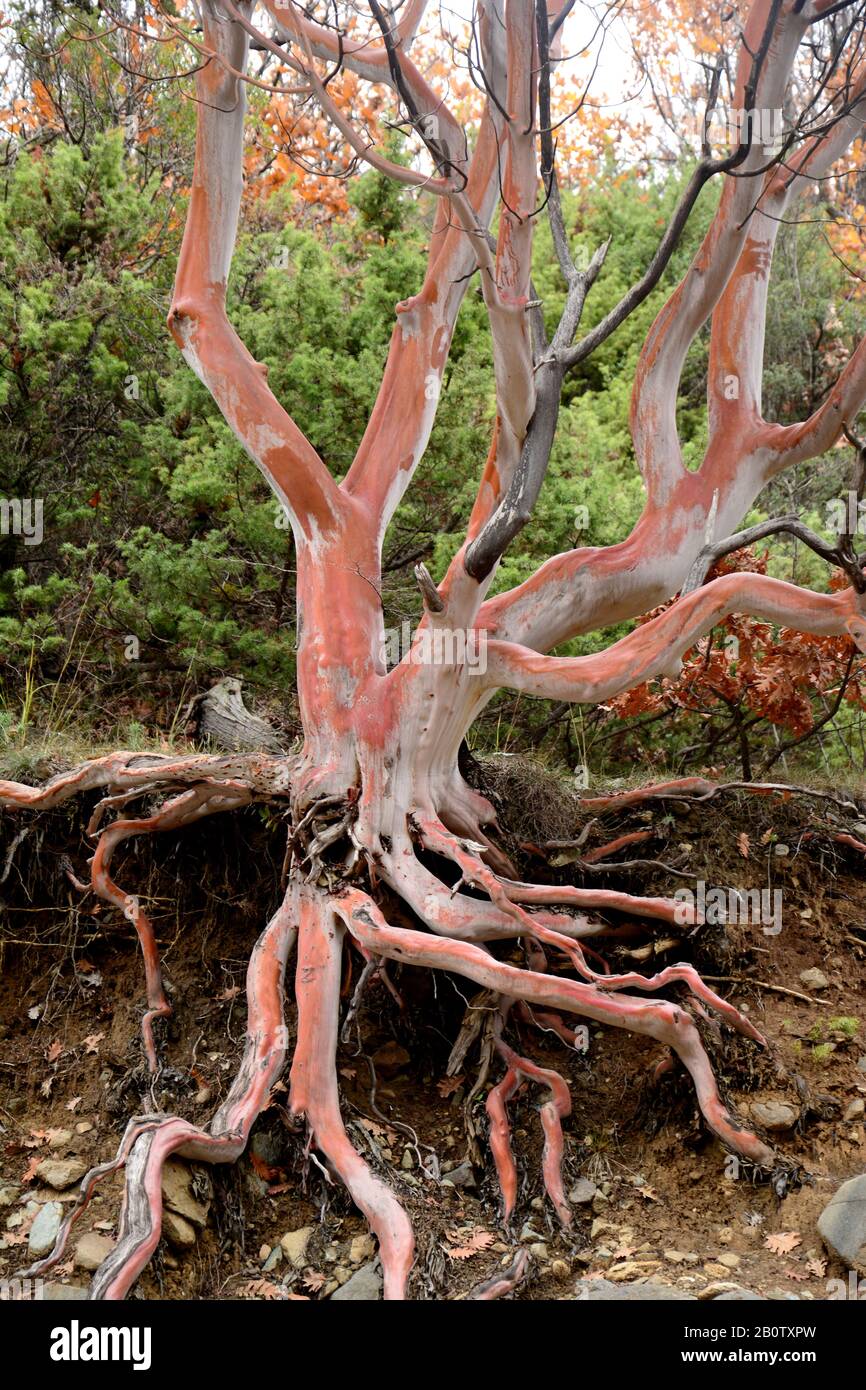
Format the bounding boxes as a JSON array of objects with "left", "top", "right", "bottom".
[{"left": 1, "top": 769, "right": 865, "bottom": 1301}]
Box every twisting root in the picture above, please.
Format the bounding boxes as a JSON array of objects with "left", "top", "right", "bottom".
[
  {"left": 289, "top": 887, "right": 415, "bottom": 1300},
  {"left": 465, "top": 1247, "right": 530, "bottom": 1300},
  {"left": 577, "top": 777, "right": 860, "bottom": 815},
  {"left": 335, "top": 888, "right": 775, "bottom": 1167},
  {"left": 88, "top": 783, "right": 252, "bottom": 1072},
  {"left": 486, "top": 1011, "right": 572, "bottom": 1226},
  {"left": 21, "top": 891, "right": 296, "bottom": 1298}
]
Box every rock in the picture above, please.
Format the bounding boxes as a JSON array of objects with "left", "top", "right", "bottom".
[
  {"left": 590, "top": 1218, "right": 617, "bottom": 1241},
  {"left": 161, "top": 1159, "right": 210, "bottom": 1229},
  {"left": 74, "top": 1233, "right": 115, "bottom": 1272},
  {"left": 568, "top": 1179, "right": 597, "bottom": 1206},
  {"left": 520, "top": 1224, "right": 544, "bottom": 1242},
  {"left": 28, "top": 1201, "right": 63, "bottom": 1258},
  {"left": 34, "top": 1159, "right": 87, "bottom": 1191},
  {"left": 401, "top": 1148, "right": 414, "bottom": 1170},
  {"left": 75, "top": 1122, "right": 94, "bottom": 1135},
  {"left": 370, "top": 1041, "right": 411, "bottom": 1079},
  {"left": 529, "top": 1242, "right": 549, "bottom": 1259},
  {"left": 608, "top": 1261, "right": 661, "bottom": 1281},
  {"left": 574, "top": 1278, "right": 695, "bottom": 1301},
  {"left": 717, "top": 1253, "right": 741, "bottom": 1269},
  {"left": 280, "top": 1226, "right": 315, "bottom": 1267},
  {"left": 0, "top": 1186, "right": 20, "bottom": 1208},
  {"left": 444, "top": 1160, "right": 475, "bottom": 1188},
  {"left": 714, "top": 1289, "right": 766, "bottom": 1300},
  {"left": 704, "top": 1261, "right": 734, "bottom": 1278},
  {"left": 799, "top": 968, "right": 829, "bottom": 991},
  {"left": 163, "top": 1210, "right": 197, "bottom": 1252},
  {"left": 330, "top": 1261, "right": 382, "bottom": 1301},
  {"left": 550, "top": 1260, "right": 570, "bottom": 1279},
  {"left": 844, "top": 1098, "right": 865, "bottom": 1121},
  {"left": 43, "top": 1284, "right": 91, "bottom": 1301},
  {"left": 591, "top": 1191, "right": 610, "bottom": 1213},
  {"left": 262, "top": 1246, "right": 282, "bottom": 1273},
  {"left": 349, "top": 1234, "right": 375, "bottom": 1265},
  {"left": 857, "top": 1056, "right": 866, "bottom": 1074},
  {"left": 47, "top": 1129, "right": 73, "bottom": 1151},
  {"left": 664, "top": 1250, "right": 689, "bottom": 1264},
  {"left": 818, "top": 1175, "right": 866, "bottom": 1274},
  {"left": 750, "top": 1100, "right": 799, "bottom": 1132}
]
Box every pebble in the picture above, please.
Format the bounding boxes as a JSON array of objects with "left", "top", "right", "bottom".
[
  {"left": 162, "top": 1210, "right": 196, "bottom": 1251},
  {"left": 330, "top": 1261, "right": 382, "bottom": 1301},
  {"left": 280, "top": 1226, "right": 315, "bottom": 1267},
  {"left": 568, "top": 1179, "right": 597, "bottom": 1206},
  {"left": 74, "top": 1233, "right": 115, "bottom": 1272},
  {"left": 844, "top": 1098, "right": 865, "bottom": 1121},
  {"left": 350, "top": 1234, "right": 375, "bottom": 1265},
  {"left": 529, "top": 1242, "right": 549, "bottom": 1259},
  {"left": 717, "top": 1253, "right": 741, "bottom": 1269},
  {"left": 47, "top": 1130, "right": 73, "bottom": 1151},
  {"left": 817, "top": 1175, "right": 866, "bottom": 1274},
  {"left": 750, "top": 1100, "right": 799, "bottom": 1132},
  {"left": 34, "top": 1159, "right": 87, "bottom": 1192},
  {"left": 370, "top": 1041, "right": 411, "bottom": 1079},
  {"left": 28, "top": 1202, "right": 63, "bottom": 1258},
  {"left": 799, "top": 968, "right": 829, "bottom": 991}
]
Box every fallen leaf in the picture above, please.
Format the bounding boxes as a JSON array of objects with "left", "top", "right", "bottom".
[
  {"left": 437, "top": 1075, "right": 464, "bottom": 1098},
  {"left": 82, "top": 1032, "right": 105, "bottom": 1054},
  {"left": 302, "top": 1270, "right": 327, "bottom": 1292},
  {"left": 738, "top": 832, "right": 750, "bottom": 859},
  {"left": 65, "top": 1096, "right": 83, "bottom": 1112},
  {"left": 443, "top": 1226, "right": 495, "bottom": 1260},
  {"left": 765, "top": 1231, "right": 801, "bottom": 1256},
  {"left": 805, "top": 1257, "right": 826, "bottom": 1278},
  {"left": 46, "top": 1040, "right": 63, "bottom": 1063},
  {"left": 783, "top": 1266, "right": 808, "bottom": 1282}
]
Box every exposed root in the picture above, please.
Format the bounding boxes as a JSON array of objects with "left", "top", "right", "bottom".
[
  {"left": 20, "top": 890, "right": 296, "bottom": 1298},
  {"left": 486, "top": 1012, "right": 572, "bottom": 1227},
  {"left": 464, "top": 1247, "right": 530, "bottom": 1300},
  {"left": 289, "top": 888, "right": 414, "bottom": 1300},
  {"left": 88, "top": 784, "right": 252, "bottom": 1071},
  {"left": 578, "top": 777, "right": 862, "bottom": 816},
  {"left": 336, "top": 887, "right": 775, "bottom": 1167}
]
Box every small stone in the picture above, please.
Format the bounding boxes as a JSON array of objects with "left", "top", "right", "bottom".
[
  {"left": 370, "top": 1041, "right": 411, "bottom": 1079},
  {"left": 43, "top": 1283, "right": 91, "bottom": 1301},
  {"left": 0, "top": 1187, "right": 20, "bottom": 1208},
  {"left": 844, "top": 1098, "right": 865, "bottom": 1121},
  {"left": 608, "top": 1261, "right": 661, "bottom": 1281},
  {"left": 799, "top": 968, "right": 829, "bottom": 991},
  {"left": 162, "top": 1210, "right": 196, "bottom": 1252},
  {"left": 520, "top": 1223, "right": 543, "bottom": 1242},
  {"left": 262, "top": 1246, "right": 282, "bottom": 1273},
  {"left": 750, "top": 1100, "right": 799, "bottom": 1132},
  {"left": 401, "top": 1148, "right": 414, "bottom": 1170},
  {"left": 704, "top": 1262, "right": 733, "bottom": 1278},
  {"left": 856, "top": 1056, "right": 866, "bottom": 1074},
  {"left": 280, "top": 1226, "right": 315, "bottom": 1267},
  {"left": 34, "top": 1159, "right": 87, "bottom": 1192},
  {"left": 698, "top": 1282, "right": 743, "bottom": 1301},
  {"left": 161, "top": 1159, "right": 211, "bottom": 1229},
  {"left": 350, "top": 1234, "right": 375, "bottom": 1265},
  {"left": 529, "top": 1242, "right": 549, "bottom": 1259},
  {"left": 47, "top": 1130, "right": 73, "bottom": 1151},
  {"left": 259, "top": 1244, "right": 271, "bottom": 1262},
  {"left": 590, "top": 1218, "right": 616, "bottom": 1241},
  {"left": 591, "top": 1191, "right": 610, "bottom": 1213},
  {"left": 550, "top": 1260, "right": 570, "bottom": 1279},
  {"left": 334, "top": 1266, "right": 351, "bottom": 1285},
  {"left": 664, "top": 1250, "right": 688, "bottom": 1264},
  {"left": 330, "top": 1261, "right": 382, "bottom": 1301},
  {"left": 818, "top": 1175, "right": 866, "bottom": 1274},
  {"left": 75, "top": 1122, "right": 94, "bottom": 1135},
  {"left": 28, "top": 1202, "right": 63, "bottom": 1258},
  {"left": 445, "top": 1161, "right": 476, "bottom": 1188},
  {"left": 568, "top": 1179, "right": 597, "bottom": 1206},
  {"left": 717, "top": 1227, "right": 734, "bottom": 1245},
  {"left": 718, "top": 1253, "right": 741, "bottom": 1269},
  {"left": 74, "top": 1233, "right": 115, "bottom": 1272},
  {"left": 530, "top": 1197, "right": 544, "bottom": 1211}
]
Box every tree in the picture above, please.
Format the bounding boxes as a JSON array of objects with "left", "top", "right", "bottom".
[{"left": 4, "top": 0, "right": 866, "bottom": 1301}]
